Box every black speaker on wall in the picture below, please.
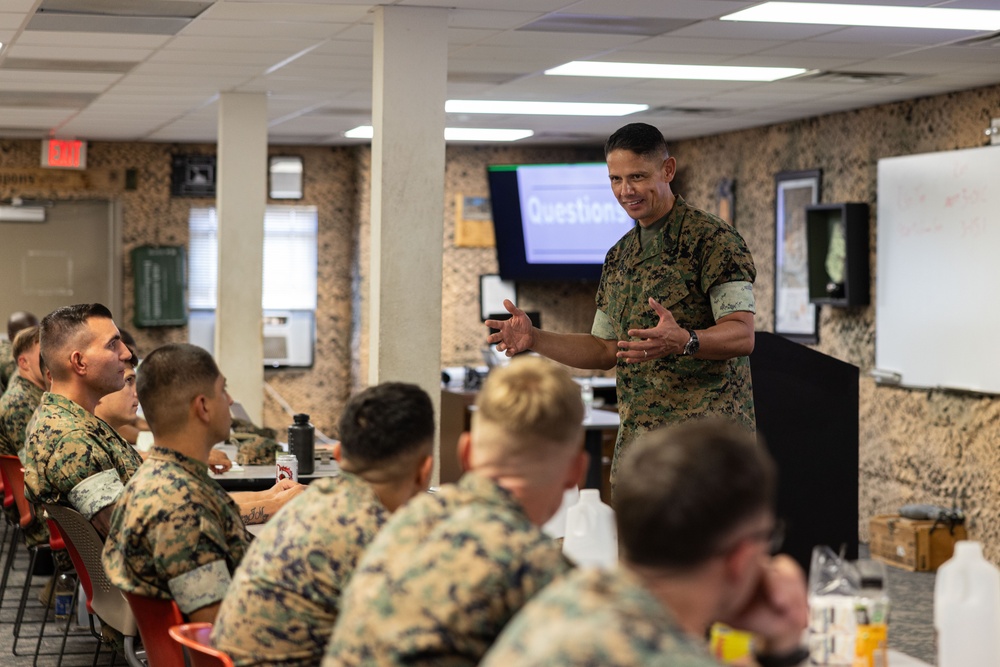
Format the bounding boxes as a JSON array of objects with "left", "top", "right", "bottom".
[{"left": 750, "top": 332, "right": 860, "bottom": 572}]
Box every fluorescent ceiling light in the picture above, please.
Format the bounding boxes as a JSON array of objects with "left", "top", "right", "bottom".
[
  {"left": 721, "top": 2, "right": 1000, "bottom": 31},
  {"left": 344, "top": 126, "right": 533, "bottom": 142},
  {"left": 546, "top": 61, "right": 805, "bottom": 82},
  {"left": 445, "top": 128, "right": 533, "bottom": 141},
  {"left": 446, "top": 100, "right": 647, "bottom": 116}
]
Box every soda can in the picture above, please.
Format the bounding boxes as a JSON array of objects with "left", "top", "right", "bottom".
[{"left": 276, "top": 453, "right": 298, "bottom": 482}]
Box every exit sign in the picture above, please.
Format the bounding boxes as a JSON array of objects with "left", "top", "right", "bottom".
[{"left": 41, "top": 139, "right": 87, "bottom": 170}]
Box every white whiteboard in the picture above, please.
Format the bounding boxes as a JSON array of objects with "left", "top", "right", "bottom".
[{"left": 876, "top": 144, "right": 1000, "bottom": 393}]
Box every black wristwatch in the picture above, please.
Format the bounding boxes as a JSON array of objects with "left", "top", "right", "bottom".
[
  {"left": 755, "top": 646, "right": 810, "bottom": 667},
  {"left": 682, "top": 328, "right": 700, "bottom": 356}
]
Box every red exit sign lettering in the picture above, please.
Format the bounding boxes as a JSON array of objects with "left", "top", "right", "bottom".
[{"left": 41, "top": 139, "right": 87, "bottom": 170}]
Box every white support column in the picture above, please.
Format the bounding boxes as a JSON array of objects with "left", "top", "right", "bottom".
[
  {"left": 369, "top": 9, "right": 447, "bottom": 403},
  {"left": 215, "top": 92, "right": 267, "bottom": 424}
]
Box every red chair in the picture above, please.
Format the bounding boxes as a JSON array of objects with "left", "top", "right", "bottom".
[
  {"left": 0, "top": 454, "right": 69, "bottom": 654},
  {"left": 44, "top": 502, "right": 143, "bottom": 667},
  {"left": 169, "top": 623, "right": 235, "bottom": 667},
  {"left": 124, "top": 591, "right": 185, "bottom": 667}
]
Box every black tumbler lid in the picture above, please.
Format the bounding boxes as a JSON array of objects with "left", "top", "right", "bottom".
[{"left": 293, "top": 413, "right": 310, "bottom": 424}]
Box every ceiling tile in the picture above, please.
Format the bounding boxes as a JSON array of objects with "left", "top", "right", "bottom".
[
  {"left": 178, "top": 19, "right": 345, "bottom": 39},
  {"left": 198, "top": 2, "right": 370, "bottom": 23},
  {"left": 557, "top": 0, "right": 759, "bottom": 20},
  {"left": 8, "top": 44, "right": 152, "bottom": 61},
  {"left": 16, "top": 30, "right": 170, "bottom": 48},
  {"left": 448, "top": 10, "right": 544, "bottom": 30}
]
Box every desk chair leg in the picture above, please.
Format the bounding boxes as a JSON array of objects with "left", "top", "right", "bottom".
[
  {"left": 12, "top": 546, "right": 41, "bottom": 653},
  {"left": 0, "top": 525, "right": 23, "bottom": 615}
]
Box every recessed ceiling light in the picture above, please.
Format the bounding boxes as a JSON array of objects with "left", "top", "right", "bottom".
[
  {"left": 446, "top": 100, "right": 648, "bottom": 116},
  {"left": 545, "top": 61, "right": 805, "bottom": 82},
  {"left": 344, "top": 126, "right": 533, "bottom": 142},
  {"left": 721, "top": 2, "right": 1000, "bottom": 31}
]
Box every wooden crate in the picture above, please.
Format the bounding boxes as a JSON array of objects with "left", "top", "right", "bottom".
[{"left": 869, "top": 514, "right": 967, "bottom": 572}]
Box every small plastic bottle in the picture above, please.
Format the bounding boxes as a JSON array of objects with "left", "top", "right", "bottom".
[
  {"left": 54, "top": 573, "right": 76, "bottom": 621},
  {"left": 288, "top": 413, "right": 315, "bottom": 475},
  {"left": 934, "top": 540, "right": 1000, "bottom": 667},
  {"left": 580, "top": 379, "right": 594, "bottom": 423},
  {"left": 562, "top": 488, "right": 617, "bottom": 569}
]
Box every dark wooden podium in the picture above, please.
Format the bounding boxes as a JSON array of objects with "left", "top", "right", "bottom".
[{"left": 750, "top": 332, "right": 860, "bottom": 571}]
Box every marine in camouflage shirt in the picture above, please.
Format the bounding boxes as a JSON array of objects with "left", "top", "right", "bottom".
[
  {"left": 0, "top": 374, "right": 44, "bottom": 457},
  {"left": 213, "top": 471, "right": 389, "bottom": 667},
  {"left": 594, "top": 195, "right": 756, "bottom": 479},
  {"left": 322, "top": 472, "right": 571, "bottom": 667},
  {"left": 481, "top": 566, "right": 720, "bottom": 667},
  {"left": 24, "top": 391, "right": 142, "bottom": 519},
  {"left": 102, "top": 445, "right": 250, "bottom": 616},
  {"left": 0, "top": 374, "right": 48, "bottom": 547}
]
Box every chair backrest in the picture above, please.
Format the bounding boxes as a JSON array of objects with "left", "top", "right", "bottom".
[
  {"left": 0, "top": 454, "right": 33, "bottom": 528},
  {"left": 168, "top": 623, "right": 235, "bottom": 667},
  {"left": 124, "top": 592, "right": 185, "bottom": 667},
  {"left": 43, "top": 502, "right": 138, "bottom": 637},
  {"left": 45, "top": 514, "right": 94, "bottom": 612}
]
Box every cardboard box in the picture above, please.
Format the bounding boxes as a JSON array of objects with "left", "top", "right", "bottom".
[{"left": 869, "top": 514, "right": 967, "bottom": 572}]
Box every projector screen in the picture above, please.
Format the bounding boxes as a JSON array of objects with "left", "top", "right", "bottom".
[{"left": 488, "top": 163, "right": 633, "bottom": 281}]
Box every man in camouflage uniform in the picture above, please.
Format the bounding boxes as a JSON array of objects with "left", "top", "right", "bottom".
[
  {"left": 482, "top": 421, "right": 810, "bottom": 667},
  {"left": 1, "top": 311, "right": 39, "bottom": 393},
  {"left": 212, "top": 382, "right": 435, "bottom": 666},
  {"left": 24, "top": 304, "right": 142, "bottom": 537},
  {"left": 102, "top": 344, "right": 254, "bottom": 623},
  {"left": 0, "top": 325, "right": 46, "bottom": 458},
  {"left": 488, "top": 123, "right": 756, "bottom": 480},
  {"left": 0, "top": 325, "right": 62, "bottom": 563},
  {"left": 323, "top": 357, "right": 588, "bottom": 667}
]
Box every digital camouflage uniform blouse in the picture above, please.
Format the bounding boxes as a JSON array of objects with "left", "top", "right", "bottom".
[
  {"left": 595, "top": 196, "right": 756, "bottom": 479},
  {"left": 212, "top": 471, "right": 388, "bottom": 667},
  {"left": 323, "top": 472, "right": 571, "bottom": 667},
  {"left": 102, "top": 445, "right": 250, "bottom": 616},
  {"left": 0, "top": 374, "right": 43, "bottom": 457},
  {"left": 24, "top": 391, "right": 142, "bottom": 518},
  {"left": 482, "top": 566, "right": 720, "bottom": 667}
]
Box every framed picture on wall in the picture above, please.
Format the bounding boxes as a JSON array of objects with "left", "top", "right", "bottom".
[{"left": 774, "top": 169, "right": 821, "bottom": 343}]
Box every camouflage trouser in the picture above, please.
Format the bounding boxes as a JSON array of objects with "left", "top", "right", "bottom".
[{"left": 22, "top": 516, "right": 75, "bottom": 573}]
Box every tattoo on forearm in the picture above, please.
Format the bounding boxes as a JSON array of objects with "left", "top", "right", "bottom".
[{"left": 241, "top": 506, "right": 270, "bottom": 525}]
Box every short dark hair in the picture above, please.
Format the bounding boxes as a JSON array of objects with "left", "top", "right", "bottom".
[
  {"left": 12, "top": 325, "right": 40, "bottom": 361},
  {"left": 338, "top": 383, "right": 434, "bottom": 468},
  {"left": 137, "top": 343, "right": 220, "bottom": 435},
  {"left": 604, "top": 122, "right": 669, "bottom": 160},
  {"left": 39, "top": 304, "right": 115, "bottom": 377},
  {"left": 615, "top": 420, "right": 776, "bottom": 570}
]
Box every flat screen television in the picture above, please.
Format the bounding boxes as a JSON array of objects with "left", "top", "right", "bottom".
[{"left": 487, "top": 163, "right": 634, "bottom": 281}]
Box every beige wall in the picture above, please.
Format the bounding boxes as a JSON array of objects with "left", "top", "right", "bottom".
[{"left": 3, "top": 80, "right": 999, "bottom": 555}]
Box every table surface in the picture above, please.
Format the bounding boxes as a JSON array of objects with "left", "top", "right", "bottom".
[
  {"left": 213, "top": 459, "right": 340, "bottom": 482},
  {"left": 888, "top": 649, "right": 931, "bottom": 667}
]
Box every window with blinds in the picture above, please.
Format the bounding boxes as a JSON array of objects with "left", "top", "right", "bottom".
[{"left": 188, "top": 206, "right": 318, "bottom": 310}]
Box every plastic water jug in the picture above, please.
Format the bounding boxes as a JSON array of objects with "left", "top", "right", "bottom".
[
  {"left": 562, "top": 488, "right": 617, "bottom": 569},
  {"left": 934, "top": 540, "right": 1000, "bottom": 667},
  {"left": 542, "top": 486, "right": 580, "bottom": 540}
]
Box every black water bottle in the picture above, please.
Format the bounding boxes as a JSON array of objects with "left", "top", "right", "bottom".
[{"left": 288, "top": 413, "right": 315, "bottom": 476}]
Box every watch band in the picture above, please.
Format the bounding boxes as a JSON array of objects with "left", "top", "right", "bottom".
[
  {"left": 682, "top": 328, "right": 700, "bottom": 356},
  {"left": 755, "top": 647, "right": 810, "bottom": 667}
]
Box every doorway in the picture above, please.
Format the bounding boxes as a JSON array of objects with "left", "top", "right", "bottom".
[{"left": 0, "top": 200, "right": 122, "bottom": 325}]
